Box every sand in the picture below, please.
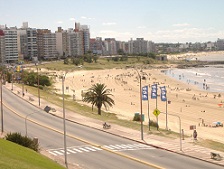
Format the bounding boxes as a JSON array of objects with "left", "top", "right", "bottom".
[{"left": 49, "top": 65, "right": 224, "bottom": 144}]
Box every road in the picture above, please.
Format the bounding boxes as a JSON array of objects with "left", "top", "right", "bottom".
[{"left": 2, "top": 87, "right": 224, "bottom": 169}]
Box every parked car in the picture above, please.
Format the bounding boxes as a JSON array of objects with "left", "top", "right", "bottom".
[{"left": 212, "top": 122, "right": 223, "bottom": 127}]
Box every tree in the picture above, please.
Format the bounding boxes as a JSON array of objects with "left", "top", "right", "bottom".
[{"left": 83, "top": 83, "right": 115, "bottom": 115}]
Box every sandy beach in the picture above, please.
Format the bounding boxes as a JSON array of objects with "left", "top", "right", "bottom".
[{"left": 50, "top": 65, "right": 224, "bottom": 144}]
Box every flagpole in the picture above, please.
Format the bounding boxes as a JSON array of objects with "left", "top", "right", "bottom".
[
  {"left": 148, "top": 97, "right": 150, "bottom": 131},
  {"left": 156, "top": 85, "right": 158, "bottom": 130},
  {"left": 166, "top": 99, "right": 168, "bottom": 130}
]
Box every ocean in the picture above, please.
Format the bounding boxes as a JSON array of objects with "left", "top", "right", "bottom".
[{"left": 164, "top": 54, "right": 224, "bottom": 93}]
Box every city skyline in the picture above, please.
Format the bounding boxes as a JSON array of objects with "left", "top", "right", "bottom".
[{"left": 1, "top": 0, "right": 224, "bottom": 43}]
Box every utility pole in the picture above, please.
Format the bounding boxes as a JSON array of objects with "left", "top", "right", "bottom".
[
  {"left": 135, "top": 68, "right": 143, "bottom": 140},
  {"left": 62, "top": 73, "right": 68, "bottom": 168},
  {"left": 1, "top": 72, "right": 3, "bottom": 133},
  {"left": 35, "top": 64, "right": 40, "bottom": 107}
]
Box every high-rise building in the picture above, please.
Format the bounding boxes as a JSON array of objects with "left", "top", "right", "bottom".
[
  {"left": 75, "top": 22, "right": 90, "bottom": 54},
  {"left": 67, "top": 29, "right": 84, "bottom": 56},
  {"left": 37, "top": 29, "right": 57, "bottom": 60},
  {"left": 90, "top": 37, "right": 103, "bottom": 55},
  {"left": 26, "top": 28, "right": 38, "bottom": 61},
  {"left": 56, "top": 27, "right": 68, "bottom": 58},
  {"left": 0, "top": 30, "right": 5, "bottom": 64},
  {"left": 3, "top": 27, "right": 18, "bottom": 63},
  {"left": 17, "top": 29, "right": 28, "bottom": 61},
  {"left": 103, "top": 38, "right": 117, "bottom": 55}
]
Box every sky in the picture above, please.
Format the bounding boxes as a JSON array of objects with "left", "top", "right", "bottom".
[{"left": 1, "top": 0, "right": 224, "bottom": 43}]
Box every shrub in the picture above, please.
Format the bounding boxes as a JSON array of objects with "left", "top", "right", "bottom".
[{"left": 5, "top": 132, "right": 39, "bottom": 152}]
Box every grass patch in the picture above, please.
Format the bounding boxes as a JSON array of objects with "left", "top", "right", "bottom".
[
  {"left": 193, "top": 139, "right": 224, "bottom": 152},
  {"left": 0, "top": 139, "right": 65, "bottom": 169},
  {"left": 35, "top": 57, "right": 164, "bottom": 71}
]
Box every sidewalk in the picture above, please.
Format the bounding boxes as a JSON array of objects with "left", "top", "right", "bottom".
[{"left": 4, "top": 83, "right": 224, "bottom": 167}]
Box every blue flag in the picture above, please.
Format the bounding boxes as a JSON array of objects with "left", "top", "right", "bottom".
[
  {"left": 151, "top": 84, "right": 157, "bottom": 99},
  {"left": 142, "top": 86, "right": 148, "bottom": 101},
  {"left": 160, "top": 86, "right": 167, "bottom": 101}
]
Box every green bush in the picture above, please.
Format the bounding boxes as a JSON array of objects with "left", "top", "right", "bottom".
[
  {"left": 150, "top": 120, "right": 159, "bottom": 128},
  {"left": 133, "top": 114, "right": 140, "bottom": 121},
  {"left": 5, "top": 132, "right": 39, "bottom": 152}
]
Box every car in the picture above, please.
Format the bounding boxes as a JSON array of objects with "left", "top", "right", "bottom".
[{"left": 212, "top": 122, "right": 223, "bottom": 127}]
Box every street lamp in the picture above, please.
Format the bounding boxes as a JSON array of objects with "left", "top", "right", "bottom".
[
  {"left": 61, "top": 73, "right": 68, "bottom": 168},
  {"left": 35, "top": 64, "right": 40, "bottom": 107},
  {"left": 134, "top": 68, "right": 143, "bottom": 140},
  {"left": 25, "top": 111, "right": 40, "bottom": 136},
  {"left": 1, "top": 72, "right": 3, "bottom": 133},
  {"left": 11, "top": 73, "right": 13, "bottom": 91}
]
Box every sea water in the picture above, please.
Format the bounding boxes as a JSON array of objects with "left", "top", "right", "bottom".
[
  {"left": 164, "top": 54, "right": 224, "bottom": 93},
  {"left": 165, "top": 65, "right": 224, "bottom": 93}
]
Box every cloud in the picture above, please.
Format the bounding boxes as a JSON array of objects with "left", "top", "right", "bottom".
[
  {"left": 172, "top": 23, "right": 190, "bottom": 27},
  {"left": 81, "top": 16, "right": 95, "bottom": 20},
  {"left": 69, "top": 18, "right": 75, "bottom": 21},
  {"left": 137, "top": 26, "right": 146, "bottom": 29},
  {"left": 97, "top": 30, "right": 134, "bottom": 41},
  {"left": 147, "top": 27, "right": 223, "bottom": 43},
  {"left": 102, "top": 22, "right": 117, "bottom": 26},
  {"left": 57, "top": 21, "right": 63, "bottom": 24}
]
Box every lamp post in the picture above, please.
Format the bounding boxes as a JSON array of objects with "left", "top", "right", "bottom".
[
  {"left": 62, "top": 73, "right": 68, "bottom": 168},
  {"left": 1, "top": 72, "right": 3, "bottom": 133},
  {"left": 134, "top": 68, "right": 143, "bottom": 140},
  {"left": 11, "top": 73, "right": 13, "bottom": 91},
  {"left": 35, "top": 64, "right": 40, "bottom": 107},
  {"left": 25, "top": 111, "right": 40, "bottom": 136},
  {"left": 160, "top": 112, "right": 182, "bottom": 151}
]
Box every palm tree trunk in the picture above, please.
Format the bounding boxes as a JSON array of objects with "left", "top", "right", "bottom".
[{"left": 98, "top": 108, "right": 101, "bottom": 115}]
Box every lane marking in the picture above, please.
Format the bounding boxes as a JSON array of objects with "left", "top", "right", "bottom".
[{"left": 3, "top": 99, "right": 165, "bottom": 169}]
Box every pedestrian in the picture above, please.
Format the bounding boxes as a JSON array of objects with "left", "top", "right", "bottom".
[{"left": 193, "top": 130, "right": 197, "bottom": 140}]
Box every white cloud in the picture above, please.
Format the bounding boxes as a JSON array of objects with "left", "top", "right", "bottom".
[
  {"left": 137, "top": 26, "right": 146, "bottom": 29},
  {"left": 69, "top": 18, "right": 75, "bottom": 21},
  {"left": 147, "top": 27, "right": 224, "bottom": 43},
  {"left": 98, "top": 30, "right": 134, "bottom": 41},
  {"left": 102, "top": 22, "right": 117, "bottom": 26},
  {"left": 172, "top": 23, "right": 190, "bottom": 27},
  {"left": 57, "top": 21, "right": 63, "bottom": 24},
  {"left": 81, "top": 16, "right": 95, "bottom": 20}
]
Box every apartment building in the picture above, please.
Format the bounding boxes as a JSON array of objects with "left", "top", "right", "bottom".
[
  {"left": 90, "top": 37, "right": 103, "bottom": 55},
  {"left": 3, "top": 27, "right": 18, "bottom": 63},
  {"left": 103, "top": 38, "right": 117, "bottom": 55},
  {"left": 37, "top": 29, "right": 57, "bottom": 60},
  {"left": 67, "top": 28, "right": 84, "bottom": 56},
  {"left": 0, "top": 30, "right": 5, "bottom": 64},
  {"left": 26, "top": 28, "right": 38, "bottom": 61},
  {"left": 75, "top": 23, "right": 90, "bottom": 54},
  {"left": 17, "top": 29, "right": 28, "bottom": 61}
]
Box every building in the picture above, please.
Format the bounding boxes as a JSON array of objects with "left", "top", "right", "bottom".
[
  {"left": 90, "top": 37, "right": 103, "bottom": 55},
  {"left": 103, "top": 38, "right": 117, "bottom": 55},
  {"left": 26, "top": 28, "right": 38, "bottom": 61},
  {"left": 75, "top": 23, "right": 90, "bottom": 54},
  {"left": 37, "top": 29, "right": 57, "bottom": 60},
  {"left": 67, "top": 28, "right": 84, "bottom": 56},
  {"left": 216, "top": 39, "right": 224, "bottom": 50},
  {"left": 3, "top": 27, "right": 18, "bottom": 63},
  {"left": 0, "top": 30, "right": 5, "bottom": 64},
  {"left": 17, "top": 29, "right": 28, "bottom": 61}
]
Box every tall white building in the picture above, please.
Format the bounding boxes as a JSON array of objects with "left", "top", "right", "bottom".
[
  {"left": 17, "top": 29, "right": 27, "bottom": 61},
  {"left": 3, "top": 27, "right": 18, "bottom": 63},
  {"left": 67, "top": 29, "right": 84, "bottom": 56},
  {"left": 75, "top": 23, "right": 90, "bottom": 54}
]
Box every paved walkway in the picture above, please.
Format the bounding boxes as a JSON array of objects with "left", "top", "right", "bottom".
[{"left": 3, "top": 83, "right": 224, "bottom": 167}]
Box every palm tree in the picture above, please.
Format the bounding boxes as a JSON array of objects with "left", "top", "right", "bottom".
[{"left": 83, "top": 83, "right": 115, "bottom": 115}]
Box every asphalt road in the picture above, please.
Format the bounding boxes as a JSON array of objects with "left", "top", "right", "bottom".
[{"left": 2, "top": 87, "right": 224, "bottom": 169}]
